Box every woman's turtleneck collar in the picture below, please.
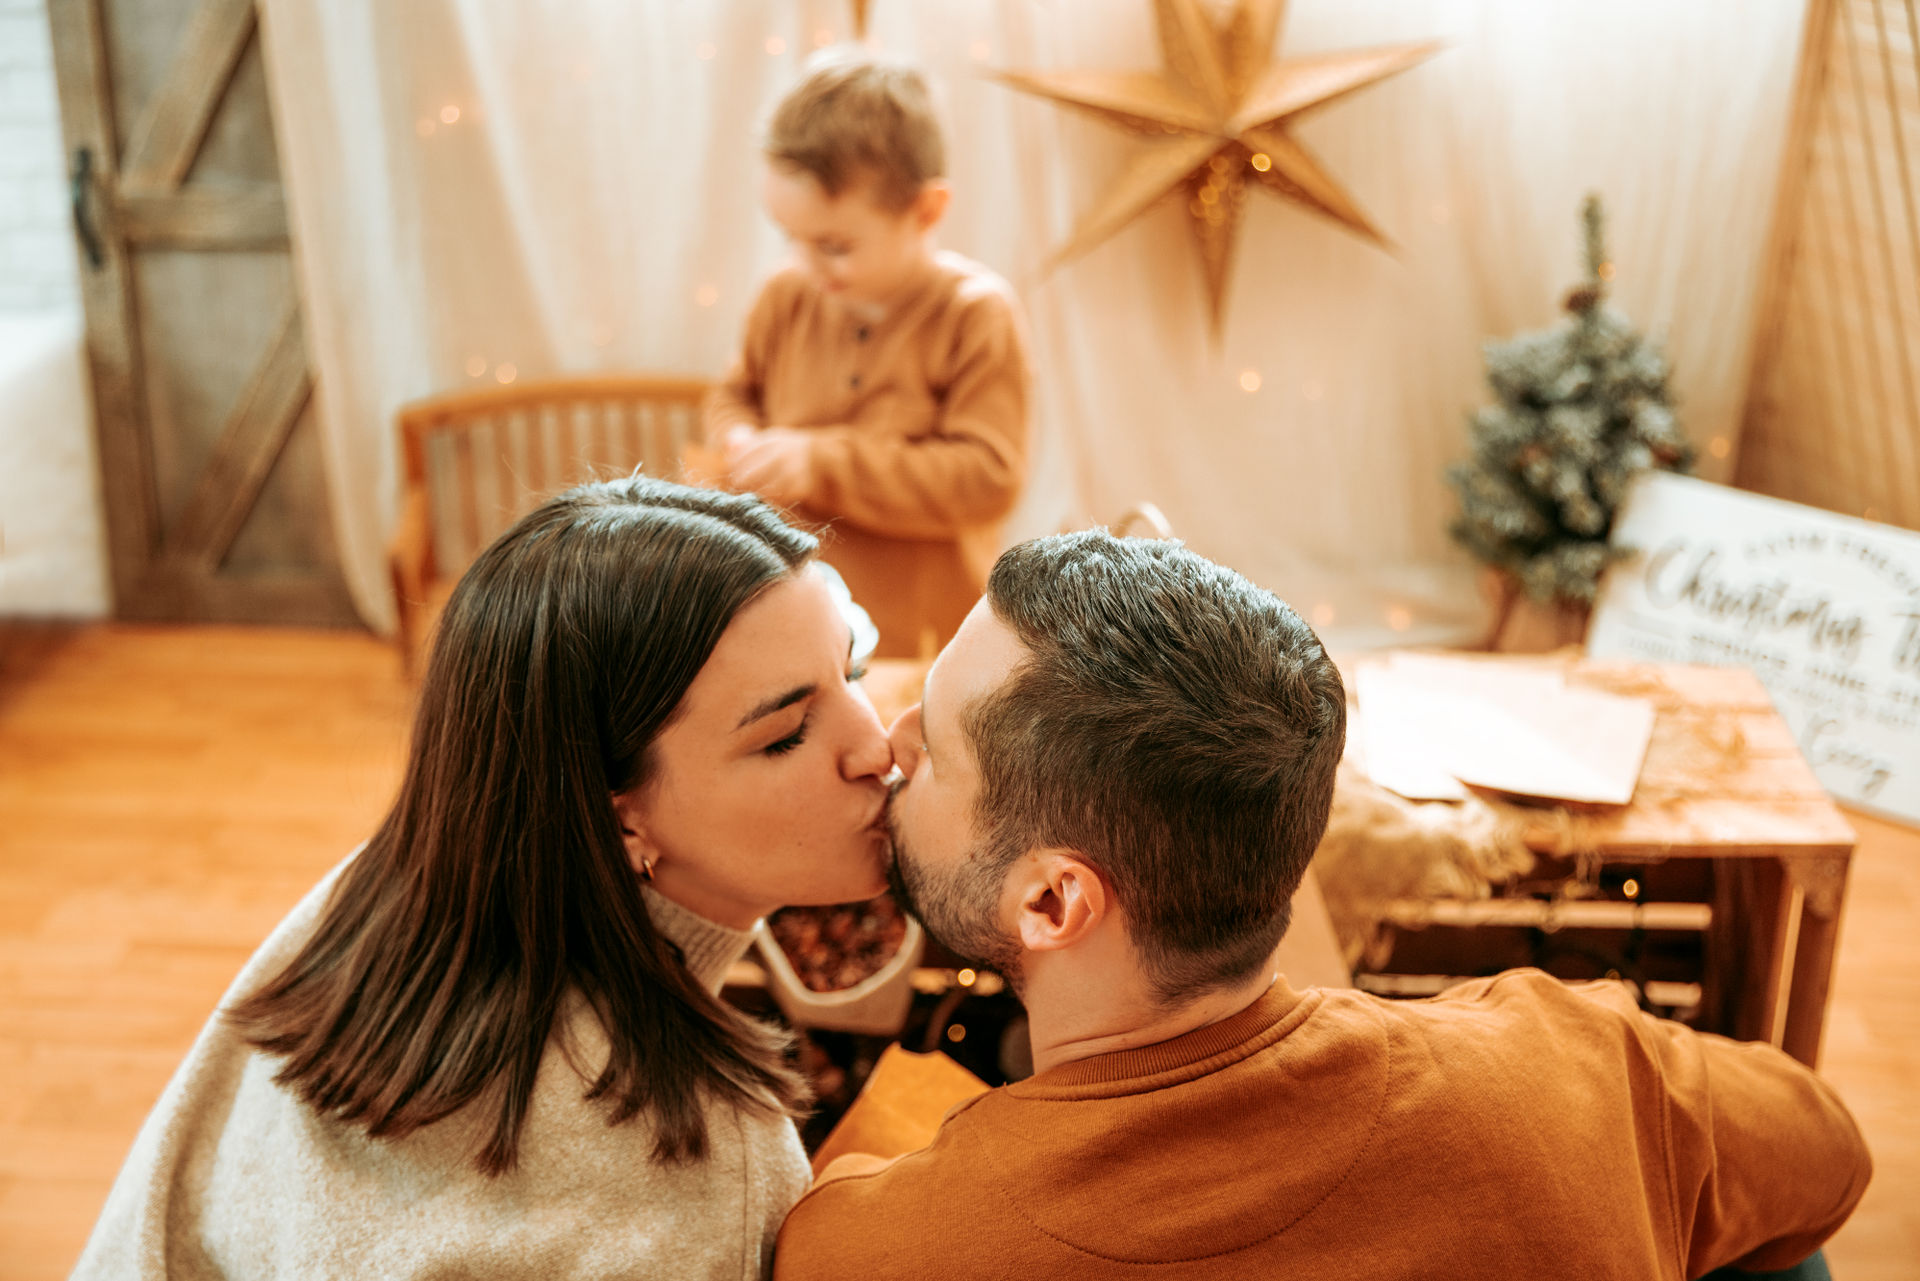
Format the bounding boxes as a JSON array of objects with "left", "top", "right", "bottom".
[{"left": 641, "top": 886, "right": 757, "bottom": 994}]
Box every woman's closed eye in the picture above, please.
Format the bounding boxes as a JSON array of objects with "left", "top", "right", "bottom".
[{"left": 763, "top": 714, "right": 811, "bottom": 757}]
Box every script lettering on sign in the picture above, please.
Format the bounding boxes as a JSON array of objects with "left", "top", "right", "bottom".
[{"left": 1588, "top": 472, "right": 1920, "bottom": 823}]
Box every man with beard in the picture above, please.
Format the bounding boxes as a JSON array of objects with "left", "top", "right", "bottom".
[{"left": 776, "top": 531, "right": 1869, "bottom": 1281}]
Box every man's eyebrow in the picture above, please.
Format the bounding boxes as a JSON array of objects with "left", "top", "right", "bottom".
[{"left": 736, "top": 684, "right": 815, "bottom": 731}]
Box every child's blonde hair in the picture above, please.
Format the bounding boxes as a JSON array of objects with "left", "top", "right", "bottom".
[{"left": 765, "top": 50, "right": 945, "bottom": 212}]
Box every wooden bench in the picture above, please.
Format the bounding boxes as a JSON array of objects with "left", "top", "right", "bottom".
[{"left": 386, "top": 375, "right": 709, "bottom": 670}]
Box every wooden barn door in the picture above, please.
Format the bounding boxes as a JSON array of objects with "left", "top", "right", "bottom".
[{"left": 46, "top": 0, "right": 357, "bottom": 625}]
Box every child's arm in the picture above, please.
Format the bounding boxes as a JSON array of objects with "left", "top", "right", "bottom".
[
  {"left": 702, "top": 284, "right": 782, "bottom": 449},
  {"left": 802, "top": 290, "right": 1029, "bottom": 539}
]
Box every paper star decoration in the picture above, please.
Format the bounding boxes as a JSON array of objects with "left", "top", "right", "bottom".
[{"left": 994, "top": 0, "right": 1440, "bottom": 336}]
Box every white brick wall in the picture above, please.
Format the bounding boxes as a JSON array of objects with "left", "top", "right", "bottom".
[
  {"left": 0, "top": 0, "right": 79, "bottom": 314},
  {"left": 0, "top": 0, "right": 106, "bottom": 618}
]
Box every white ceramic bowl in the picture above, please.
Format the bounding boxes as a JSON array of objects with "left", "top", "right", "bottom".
[{"left": 752, "top": 916, "right": 925, "bottom": 1036}]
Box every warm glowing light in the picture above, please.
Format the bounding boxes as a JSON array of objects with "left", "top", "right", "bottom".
[
  {"left": 1239, "top": 369, "right": 1261, "bottom": 392},
  {"left": 814, "top": 28, "right": 834, "bottom": 47},
  {"left": 1311, "top": 602, "right": 1335, "bottom": 628},
  {"left": 695, "top": 284, "right": 719, "bottom": 307},
  {"left": 1708, "top": 436, "right": 1731, "bottom": 459},
  {"left": 415, "top": 118, "right": 436, "bottom": 138},
  {"left": 1249, "top": 152, "right": 1271, "bottom": 172},
  {"left": 956, "top": 968, "right": 977, "bottom": 987},
  {"left": 440, "top": 105, "right": 460, "bottom": 124},
  {"left": 1387, "top": 606, "right": 1413, "bottom": 632},
  {"left": 970, "top": 41, "right": 992, "bottom": 61},
  {"left": 464, "top": 356, "right": 487, "bottom": 378},
  {"left": 1598, "top": 262, "right": 1616, "bottom": 280},
  {"left": 1623, "top": 878, "right": 1640, "bottom": 899},
  {"left": 766, "top": 35, "right": 786, "bottom": 55},
  {"left": 946, "top": 1024, "right": 967, "bottom": 1043},
  {"left": 495, "top": 363, "right": 518, "bottom": 385},
  {"left": 696, "top": 41, "right": 717, "bottom": 60},
  {"left": 1303, "top": 380, "right": 1325, "bottom": 401}
]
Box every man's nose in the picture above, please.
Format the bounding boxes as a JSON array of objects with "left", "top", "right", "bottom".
[{"left": 886, "top": 707, "right": 921, "bottom": 772}]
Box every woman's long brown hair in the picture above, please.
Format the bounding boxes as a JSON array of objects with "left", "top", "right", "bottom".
[{"left": 226, "top": 477, "right": 815, "bottom": 1174}]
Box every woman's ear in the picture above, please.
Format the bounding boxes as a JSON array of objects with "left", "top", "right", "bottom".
[
  {"left": 609, "top": 789, "right": 660, "bottom": 879},
  {"left": 1013, "top": 851, "right": 1108, "bottom": 953}
]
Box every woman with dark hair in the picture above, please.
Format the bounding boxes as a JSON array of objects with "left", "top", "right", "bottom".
[{"left": 72, "top": 477, "right": 896, "bottom": 1280}]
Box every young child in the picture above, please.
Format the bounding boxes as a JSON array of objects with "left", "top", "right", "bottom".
[{"left": 705, "top": 51, "right": 1031, "bottom": 658}]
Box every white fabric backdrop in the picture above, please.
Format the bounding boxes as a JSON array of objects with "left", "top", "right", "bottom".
[{"left": 258, "top": 0, "right": 1806, "bottom": 644}]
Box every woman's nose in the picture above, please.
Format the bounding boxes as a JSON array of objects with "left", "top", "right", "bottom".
[{"left": 842, "top": 692, "right": 895, "bottom": 782}]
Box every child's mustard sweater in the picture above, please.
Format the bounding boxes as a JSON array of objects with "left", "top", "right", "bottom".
[{"left": 707, "top": 251, "right": 1031, "bottom": 656}]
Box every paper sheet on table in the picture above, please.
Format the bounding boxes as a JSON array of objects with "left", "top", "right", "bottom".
[{"left": 1357, "top": 656, "right": 1655, "bottom": 806}]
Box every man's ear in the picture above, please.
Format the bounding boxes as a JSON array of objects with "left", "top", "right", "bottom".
[
  {"left": 913, "top": 180, "right": 952, "bottom": 232},
  {"left": 1012, "top": 850, "right": 1108, "bottom": 953},
  {"left": 609, "top": 788, "right": 660, "bottom": 877}
]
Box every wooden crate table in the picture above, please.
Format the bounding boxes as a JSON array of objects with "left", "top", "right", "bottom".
[{"left": 1346, "top": 651, "right": 1856, "bottom": 1068}]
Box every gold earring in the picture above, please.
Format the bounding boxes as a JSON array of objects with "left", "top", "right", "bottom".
[{"left": 640, "top": 856, "right": 655, "bottom": 881}]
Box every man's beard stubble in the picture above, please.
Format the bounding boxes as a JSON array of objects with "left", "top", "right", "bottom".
[{"left": 884, "top": 796, "right": 1025, "bottom": 991}]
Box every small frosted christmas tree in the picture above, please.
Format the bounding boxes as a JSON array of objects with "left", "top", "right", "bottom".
[{"left": 1447, "top": 195, "right": 1692, "bottom": 606}]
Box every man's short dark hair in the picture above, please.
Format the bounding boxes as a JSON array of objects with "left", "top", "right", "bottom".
[{"left": 966, "top": 530, "right": 1346, "bottom": 1002}]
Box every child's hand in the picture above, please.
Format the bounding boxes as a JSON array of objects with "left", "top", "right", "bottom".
[{"left": 726, "top": 426, "right": 815, "bottom": 508}]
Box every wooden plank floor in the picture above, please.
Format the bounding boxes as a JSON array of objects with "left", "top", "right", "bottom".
[{"left": 1, "top": 624, "right": 1916, "bottom": 1278}]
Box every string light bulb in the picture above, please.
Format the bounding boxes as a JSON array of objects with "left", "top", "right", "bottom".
[
  {"left": 947, "top": 1024, "right": 967, "bottom": 1043},
  {"left": 495, "top": 363, "right": 518, "bottom": 385},
  {"left": 1239, "top": 369, "right": 1261, "bottom": 392},
  {"left": 956, "top": 968, "right": 977, "bottom": 987},
  {"left": 1708, "top": 437, "right": 1731, "bottom": 459},
  {"left": 1387, "top": 606, "right": 1412, "bottom": 632},
  {"left": 440, "top": 105, "right": 460, "bottom": 124},
  {"left": 464, "top": 356, "right": 486, "bottom": 377},
  {"left": 1249, "top": 152, "right": 1271, "bottom": 171}
]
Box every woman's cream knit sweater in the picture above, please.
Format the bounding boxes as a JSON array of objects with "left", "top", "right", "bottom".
[{"left": 71, "top": 863, "right": 811, "bottom": 1280}]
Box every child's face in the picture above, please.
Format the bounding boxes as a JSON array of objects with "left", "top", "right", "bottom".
[{"left": 762, "top": 162, "right": 947, "bottom": 308}]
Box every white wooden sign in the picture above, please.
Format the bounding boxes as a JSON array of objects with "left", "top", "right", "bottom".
[{"left": 1588, "top": 471, "right": 1920, "bottom": 825}]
